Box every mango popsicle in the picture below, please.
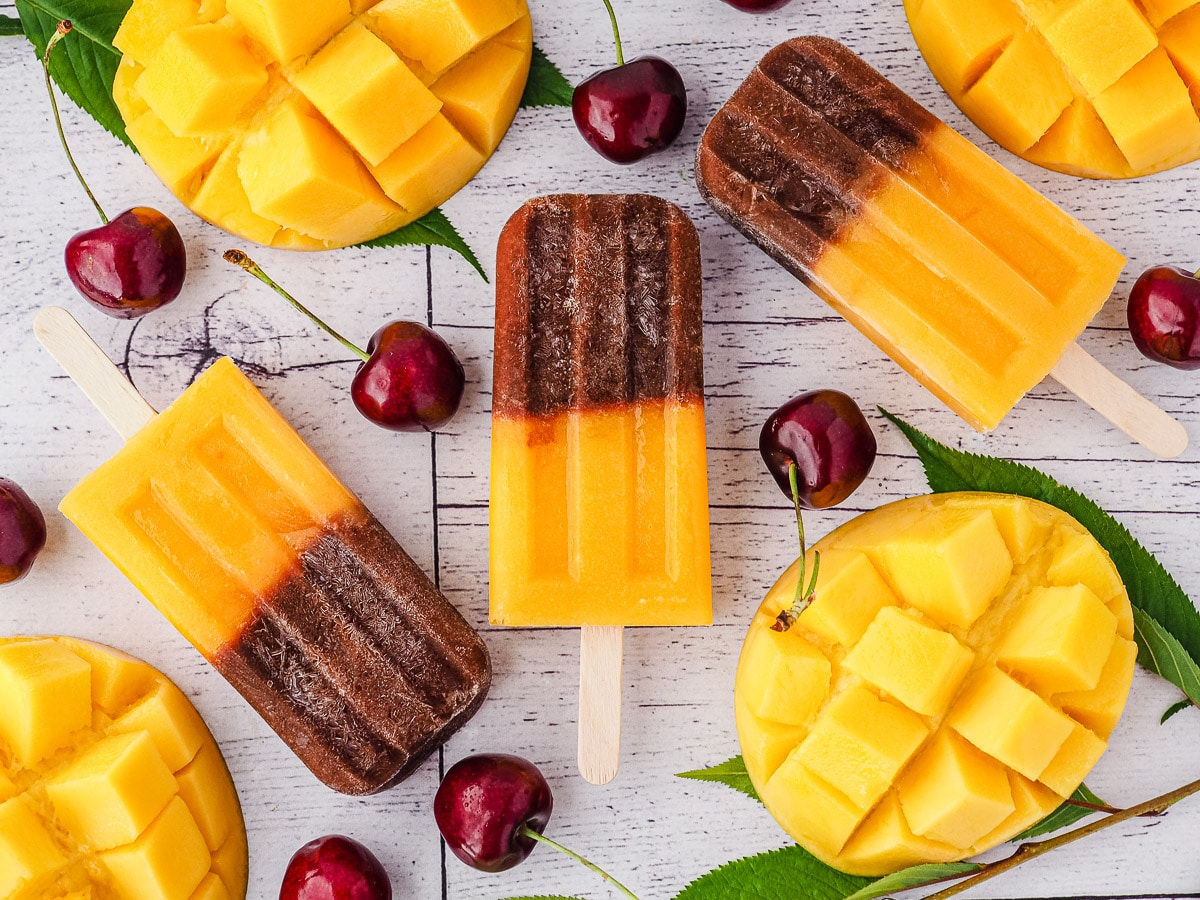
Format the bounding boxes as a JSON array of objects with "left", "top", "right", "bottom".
[
  {"left": 696, "top": 37, "right": 1182, "bottom": 453},
  {"left": 490, "top": 194, "right": 713, "bottom": 781},
  {"left": 41, "top": 310, "right": 490, "bottom": 795}
]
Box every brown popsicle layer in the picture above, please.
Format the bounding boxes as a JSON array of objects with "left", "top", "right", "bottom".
[
  {"left": 490, "top": 194, "right": 712, "bottom": 628},
  {"left": 696, "top": 37, "right": 1126, "bottom": 432},
  {"left": 60, "top": 358, "right": 490, "bottom": 795}
]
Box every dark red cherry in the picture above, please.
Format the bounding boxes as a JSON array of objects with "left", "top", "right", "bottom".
[
  {"left": 350, "top": 321, "right": 466, "bottom": 432},
  {"left": 720, "top": 0, "right": 792, "bottom": 9},
  {"left": 64, "top": 208, "right": 187, "bottom": 318},
  {"left": 573, "top": 56, "right": 687, "bottom": 164},
  {"left": 279, "top": 835, "right": 390, "bottom": 900},
  {"left": 760, "top": 390, "right": 877, "bottom": 509},
  {"left": 0, "top": 479, "right": 48, "bottom": 585},
  {"left": 1128, "top": 265, "right": 1200, "bottom": 369},
  {"left": 434, "top": 754, "right": 553, "bottom": 873}
]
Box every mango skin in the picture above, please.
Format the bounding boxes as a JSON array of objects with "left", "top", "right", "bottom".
[
  {"left": 0, "top": 636, "right": 247, "bottom": 900},
  {"left": 734, "top": 493, "right": 1135, "bottom": 876},
  {"left": 905, "top": 0, "right": 1200, "bottom": 178}
]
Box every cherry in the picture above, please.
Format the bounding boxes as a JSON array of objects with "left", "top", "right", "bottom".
[
  {"left": 44, "top": 22, "right": 185, "bottom": 318},
  {"left": 434, "top": 754, "right": 552, "bottom": 873},
  {"left": 759, "top": 390, "right": 877, "bottom": 509},
  {"left": 572, "top": 1, "right": 686, "bottom": 163},
  {"left": 720, "top": 0, "right": 792, "bottom": 9},
  {"left": 759, "top": 391, "right": 876, "bottom": 631},
  {"left": 1128, "top": 265, "right": 1200, "bottom": 369},
  {"left": 225, "top": 250, "right": 465, "bottom": 432},
  {"left": 279, "top": 835, "right": 391, "bottom": 900},
  {"left": 0, "top": 479, "right": 48, "bottom": 585}
]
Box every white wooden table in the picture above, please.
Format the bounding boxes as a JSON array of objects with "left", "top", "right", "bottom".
[{"left": 2, "top": 2, "right": 1200, "bottom": 898}]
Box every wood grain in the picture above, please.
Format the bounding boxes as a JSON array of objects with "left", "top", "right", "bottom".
[{"left": 3, "top": 1, "right": 1200, "bottom": 898}]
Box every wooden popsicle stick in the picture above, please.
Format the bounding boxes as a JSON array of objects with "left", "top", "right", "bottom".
[
  {"left": 1051, "top": 341, "right": 1188, "bottom": 459},
  {"left": 34, "top": 307, "right": 157, "bottom": 440},
  {"left": 579, "top": 625, "right": 623, "bottom": 785}
]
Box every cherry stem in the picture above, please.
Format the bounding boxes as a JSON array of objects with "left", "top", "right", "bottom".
[
  {"left": 598, "top": 0, "right": 625, "bottom": 67},
  {"left": 223, "top": 250, "right": 370, "bottom": 362},
  {"left": 916, "top": 774, "right": 1200, "bottom": 900},
  {"left": 43, "top": 21, "right": 107, "bottom": 224},
  {"left": 519, "top": 826, "right": 640, "bottom": 900},
  {"left": 773, "top": 462, "right": 820, "bottom": 631}
]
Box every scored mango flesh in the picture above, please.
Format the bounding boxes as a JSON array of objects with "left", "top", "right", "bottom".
[
  {"left": 734, "top": 493, "right": 1136, "bottom": 876},
  {"left": 0, "top": 637, "right": 246, "bottom": 900},
  {"left": 112, "top": 0, "right": 532, "bottom": 249},
  {"left": 906, "top": 0, "right": 1200, "bottom": 177}
]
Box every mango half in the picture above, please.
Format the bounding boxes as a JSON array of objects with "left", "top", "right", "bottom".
[
  {"left": 905, "top": 0, "right": 1200, "bottom": 178},
  {"left": 734, "top": 493, "right": 1136, "bottom": 876},
  {"left": 0, "top": 636, "right": 246, "bottom": 900},
  {"left": 112, "top": 0, "right": 532, "bottom": 249}
]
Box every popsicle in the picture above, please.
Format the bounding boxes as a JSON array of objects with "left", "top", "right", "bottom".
[
  {"left": 490, "top": 194, "right": 713, "bottom": 784},
  {"left": 37, "top": 307, "right": 490, "bottom": 795},
  {"left": 696, "top": 36, "right": 1187, "bottom": 457}
]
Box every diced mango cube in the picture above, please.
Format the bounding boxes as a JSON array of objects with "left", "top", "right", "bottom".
[
  {"left": 238, "top": 99, "right": 408, "bottom": 244},
  {"left": 192, "top": 144, "right": 282, "bottom": 247},
  {"left": 797, "top": 549, "right": 900, "bottom": 648},
  {"left": 794, "top": 687, "right": 929, "bottom": 810},
  {"left": 763, "top": 760, "right": 866, "bottom": 857},
  {"left": 223, "top": 0, "right": 351, "bottom": 62},
  {"left": 962, "top": 33, "right": 1075, "bottom": 153},
  {"left": 176, "top": 742, "right": 240, "bottom": 851},
  {"left": 844, "top": 607, "right": 974, "bottom": 717},
  {"left": 208, "top": 828, "right": 248, "bottom": 898},
  {"left": 113, "top": 58, "right": 149, "bottom": 124},
  {"left": 189, "top": 874, "right": 230, "bottom": 900},
  {"left": 1108, "top": 595, "right": 1135, "bottom": 640},
  {"left": 432, "top": 40, "right": 528, "bottom": 152},
  {"left": 735, "top": 698, "right": 807, "bottom": 783},
  {"left": 135, "top": 24, "right": 267, "bottom": 138},
  {"left": 293, "top": 22, "right": 442, "bottom": 166},
  {"left": 370, "top": 114, "right": 484, "bottom": 216},
  {"left": 949, "top": 667, "right": 1075, "bottom": 780},
  {"left": 985, "top": 495, "right": 1053, "bottom": 564},
  {"left": 1055, "top": 636, "right": 1138, "bottom": 738},
  {"left": 0, "top": 799, "right": 66, "bottom": 897},
  {"left": 46, "top": 732, "right": 178, "bottom": 850},
  {"left": 839, "top": 794, "right": 961, "bottom": 872},
  {"left": 1142, "top": 0, "right": 1200, "bottom": 26},
  {"left": 113, "top": 0, "right": 200, "bottom": 66},
  {"left": 1038, "top": 722, "right": 1106, "bottom": 796},
  {"left": 1040, "top": 0, "right": 1157, "bottom": 94},
  {"left": 55, "top": 639, "right": 156, "bottom": 718},
  {"left": 1093, "top": 48, "right": 1200, "bottom": 172},
  {"left": 495, "top": 15, "right": 532, "bottom": 52},
  {"left": 871, "top": 508, "right": 1012, "bottom": 628},
  {"left": 906, "top": 0, "right": 1023, "bottom": 93},
  {"left": 366, "top": 0, "right": 523, "bottom": 72},
  {"left": 125, "top": 111, "right": 226, "bottom": 201},
  {"left": 1160, "top": 6, "right": 1200, "bottom": 106},
  {"left": 972, "top": 772, "right": 1064, "bottom": 850},
  {"left": 1046, "top": 528, "right": 1126, "bottom": 603},
  {"left": 1026, "top": 99, "right": 1132, "bottom": 179},
  {"left": 898, "top": 731, "right": 1015, "bottom": 847},
  {"left": 110, "top": 682, "right": 207, "bottom": 772},
  {"left": 737, "top": 626, "right": 831, "bottom": 726},
  {"left": 997, "top": 584, "right": 1117, "bottom": 694},
  {"left": 101, "top": 797, "right": 210, "bottom": 900},
  {"left": 0, "top": 640, "right": 91, "bottom": 766}
]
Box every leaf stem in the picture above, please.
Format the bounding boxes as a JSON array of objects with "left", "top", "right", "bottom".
[
  {"left": 919, "top": 774, "right": 1200, "bottom": 900},
  {"left": 223, "top": 250, "right": 369, "bottom": 362},
  {"left": 598, "top": 0, "right": 625, "bottom": 67},
  {"left": 43, "top": 20, "right": 107, "bottom": 224},
  {"left": 519, "top": 826, "right": 640, "bottom": 900}
]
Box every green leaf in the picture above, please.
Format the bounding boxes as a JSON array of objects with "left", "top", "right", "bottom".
[
  {"left": 1011, "top": 784, "right": 1106, "bottom": 840},
  {"left": 674, "top": 845, "right": 872, "bottom": 900},
  {"left": 1133, "top": 608, "right": 1200, "bottom": 707},
  {"left": 521, "top": 43, "right": 573, "bottom": 107},
  {"left": 359, "top": 208, "right": 486, "bottom": 280},
  {"left": 841, "top": 862, "right": 980, "bottom": 900},
  {"left": 1161, "top": 697, "right": 1192, "bottom": 723},
  {"left": 15, "top": 0, "right": 132, "bottom": 147},
  {"left": 677, "top": 756, "right": 761, "bottom": 803},
  {"left": 0, "top": 15, "right": 24, "bottom": 36},
  {"left": 881, "top": 409, "right": 1200, "bottom": 702}
]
